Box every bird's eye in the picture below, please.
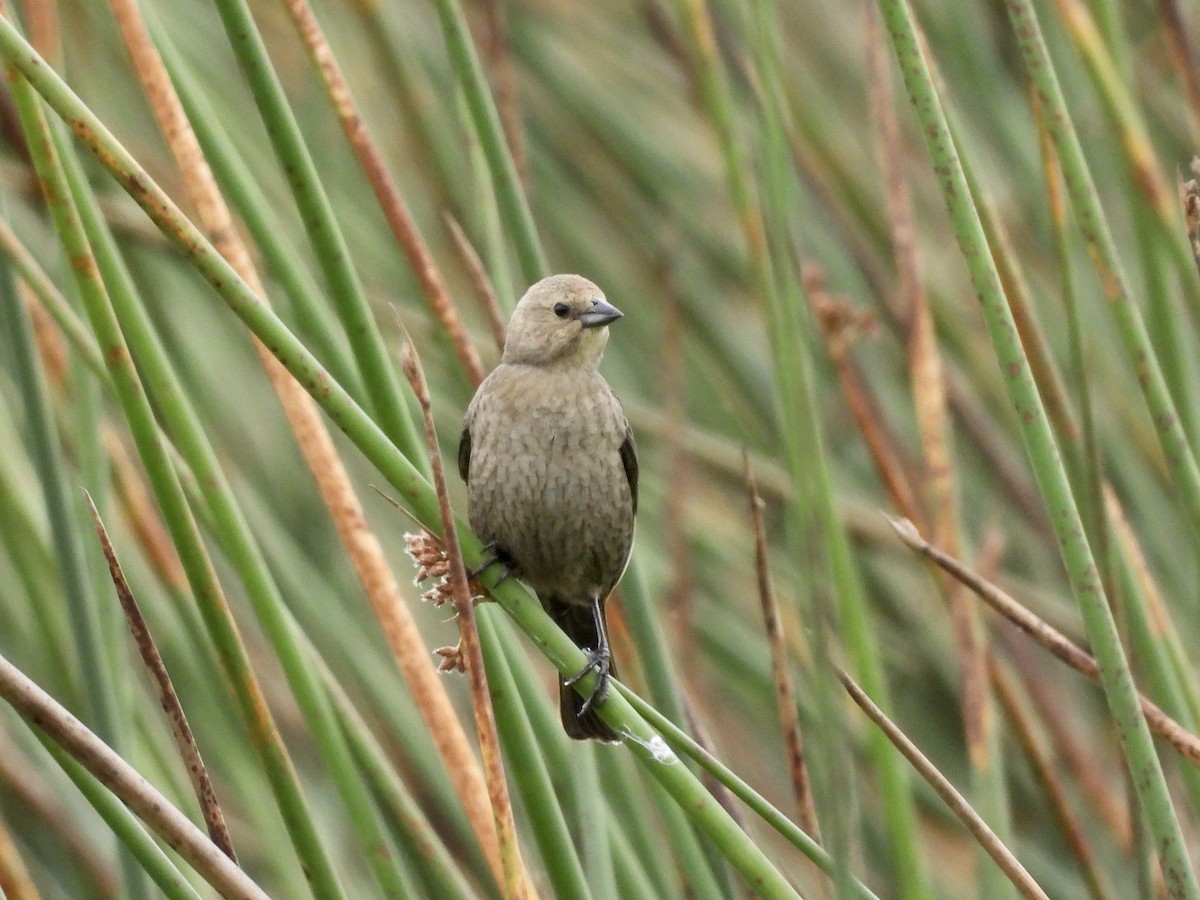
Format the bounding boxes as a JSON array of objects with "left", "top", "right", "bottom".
[{"left": 553, "top": 303, "right": 570, "bottom": 318}]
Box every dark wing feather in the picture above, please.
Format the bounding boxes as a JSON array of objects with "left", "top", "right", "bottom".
[
  {"left": 458, "top": 426, "right": 472, "bottom": 484},
  {"left": 619, "top": 423, "right": 638, "bottom": 515}
]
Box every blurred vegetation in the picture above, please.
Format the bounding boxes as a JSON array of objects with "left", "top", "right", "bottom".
[{"left": 0, "top": 0, "right": 1199, "bottom": 897}]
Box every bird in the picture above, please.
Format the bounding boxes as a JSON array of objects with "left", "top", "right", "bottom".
[{"left": 459, "top": 274, "right": 637, "bottom": 742}]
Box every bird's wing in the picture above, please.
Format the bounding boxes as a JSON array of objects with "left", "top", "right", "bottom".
[
  {"left": 458, "top": 424, "right": 472, "bottom": 484},
  {"left": 619, "top": 421, "right": 638, "bottom": 516}
]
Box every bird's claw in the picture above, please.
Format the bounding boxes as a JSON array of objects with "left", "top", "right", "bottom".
[
  {"left": 564, "top": 647, "right": 611, "bottom": 716},
  {"left": 469, "top": 542, "right": 516, "bottom": 587}
]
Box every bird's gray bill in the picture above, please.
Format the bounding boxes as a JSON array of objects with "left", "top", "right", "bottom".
[{"left": 579, "top": 298, "right": 623, "bottom": 328}]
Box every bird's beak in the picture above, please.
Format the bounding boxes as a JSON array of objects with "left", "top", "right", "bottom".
[{"left": 579, "top": 297, "right": 623, "bottom": 328}]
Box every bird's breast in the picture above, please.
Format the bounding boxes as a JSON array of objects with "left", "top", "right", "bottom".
[{"left": 465, "top": 368, "right": 633, "bottom": 600}]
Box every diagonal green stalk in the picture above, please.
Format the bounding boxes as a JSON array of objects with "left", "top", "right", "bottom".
[
  {"left": 0, "top": 223, "right": 116, "bottom": 742},
  {"left": 696, "top": 0, "right": 927, "bottom": 892},
  {"left": 0, "top": 449, "right": 71, "bottom": 681},
  {"left": 5, "top": 48, "right": 349, "bottom": 900},
  {"left": 1004, "top": 0, "right": 1200, "bottom": 552},
  {"left": 34, "top": 735, "right": 201, "bottom": 900},
  {"left": 460, "top": 91, "right": 517, "bottom": 311},
  {"left": 319, "top": 673, "right": 481, "bottom": 900},
  {"left": 584, "top": 585, "right": 722, "bottom": 897},
  {"left": 619, "top": 683, "right": 883, "bottom": 900},
  {"left": 54, "top": 124, "right": 413, "bottom": 897},
  {"left": 4, "top": 204, "right": 456, "bottom": 891},
  {"left": 225, "top": 475, "right": 499, "bottom": 896},
  {"left": 1050, "top": 0, "right": 1200, "bottom": 445},
  {"left": 0, "top": 216, "right": 106, "bottom": 378},
  {"left": 148, "top": 16, "right": 367, "bottom": 408},
  {"left": 206, "top": 0, "right": 424, "bottom": 470},
  {"left": 0, "top": 19, "right": 803, "bottom": 898},
  {"left": 427, "top": 11, "right": 730, "bottom": 893},
  {"left": 752, "top": 16, "right": 864, "bottom": 900},
  {"left": 1111, "top": 526, "right": 1200, "bottom": 820},
  {"left": 474, "top": 610, "right": 593, "bottom": 900},
  {"left": 876, "top": 0, "right": 1199, "bottom": 894}
]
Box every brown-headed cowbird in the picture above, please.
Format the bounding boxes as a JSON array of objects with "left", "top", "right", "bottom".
[{"left": 459, "top": 274, "right": 637, "bottom": 742}]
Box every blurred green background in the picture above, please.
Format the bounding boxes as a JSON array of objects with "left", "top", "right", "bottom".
[{"left": 0, "top": 0, "right": 1198, "bottom": 897}]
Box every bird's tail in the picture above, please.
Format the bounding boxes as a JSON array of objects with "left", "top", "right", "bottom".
[{"left": 551, "top": 600, "right": 620, "bottom": 743}]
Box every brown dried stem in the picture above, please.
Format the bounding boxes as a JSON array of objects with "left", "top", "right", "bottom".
[
  {"left": 744, "top": 457, "right": 821, "bottom": 844},
  {"left": 83, "top": 490, "right": 236, "bottom": 862},
  {"left": 0, "top": 653, "right": 269, "bottom": 900},
  {"left": 1159, "top": 0, "right": 1200, "bottom": 144},
  {"left": 281, "top": 0, "right": 486, "bottom": 388},
  {"left": 889, "top": 516, "right": 1200, "bottom": 767},
  {"left": 808, "top": 273, "right": 924, "bottom": 529},
  {"left": 103, "top": 0, "right": 504, "bottom": 878},
  {"left": 399, "top": 336, "right": 533, "bottom": 900},
  {"left": 838, "top": 669, "right": 1050, "bottom": 900}
]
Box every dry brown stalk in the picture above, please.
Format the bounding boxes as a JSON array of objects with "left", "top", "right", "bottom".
[
  {"left": 1158, "top": 0, "right": 1200, "bottom": 145},
  {"left": 281, "top": 0, "right": 486, "bottom": 388},
  {"left": 807, "top": 274, "right": 924, "bottom": 530},
  {"left": 839, "top": 669, "right": 1050, "bottom": 900},
  {"left": 104, "top": 0, "right": 504, "bottom": 879},
  {"left": 890, "top": 516, "right": 1200, "bottom": 768},
  {"left": 1052, "top": 0, "right": 1178, "bottom": 224},
  {"left": 745, "top": 458, "right": 822, "bottom": 845},
  {"left": 399, "top": 336, "right": 534, "bottom": 900},
  {"left": 0, "top": 653, "right": 270, "bottom": 900},
  {"left": 84, "top": 491, "right": 236, "bottom": 862}
]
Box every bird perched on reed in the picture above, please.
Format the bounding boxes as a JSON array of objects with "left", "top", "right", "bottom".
[{"left": 459, "top": 274, "right": 637, "bottom": 742}]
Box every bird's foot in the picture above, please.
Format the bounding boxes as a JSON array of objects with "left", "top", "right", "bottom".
[
  {"left": 468, "top": 542, "right": 517, "bottom": 591},
  {"left": 563, "top": 646, "right": 612, "bottom": 716}
]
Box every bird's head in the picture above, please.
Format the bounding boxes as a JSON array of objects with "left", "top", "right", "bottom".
[{"left": 501, "top": 274, "right": 623, "bottom": 368}]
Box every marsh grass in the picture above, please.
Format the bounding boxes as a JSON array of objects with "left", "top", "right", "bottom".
[{"left": 0, "top": 0, "right": 1198, "bottom": 897}]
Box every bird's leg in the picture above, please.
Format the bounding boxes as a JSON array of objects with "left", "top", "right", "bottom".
[
  {"left": 468, "top": 541, "right": 517, "bottom": 587},
  {"left": 563, "top": 596, "right": 612, "bottom": 715}
]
